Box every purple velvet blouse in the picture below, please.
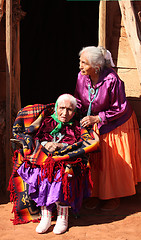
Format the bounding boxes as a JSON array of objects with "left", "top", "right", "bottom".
[
  {"left": 74, "top": 67, "right": 133, "bottom": 135},
  {"left": 34, "top": 115, "right": 81, "bottom": 145}
]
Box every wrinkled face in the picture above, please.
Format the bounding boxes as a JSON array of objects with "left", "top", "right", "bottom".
[
  {"left": 79, "top": 52, "right": 94, "bottom": 76},
  {"left": 57, "top": 99, "right": 75, "bottom": 123}
]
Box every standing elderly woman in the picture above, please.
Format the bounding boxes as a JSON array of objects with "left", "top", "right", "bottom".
[
  {"left": 74, "top": 46, "right": 141, "bottom": 210},
  {"left": 17, "top": 94, "right": 89, "bottom": 234}
]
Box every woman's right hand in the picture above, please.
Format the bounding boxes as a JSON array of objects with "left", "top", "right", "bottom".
[
  {"left": 44, "top": 142, "right": 63, "bottom": 152},
  {"left": 80, "top": 115, "right": 100, "bottom": 128}
]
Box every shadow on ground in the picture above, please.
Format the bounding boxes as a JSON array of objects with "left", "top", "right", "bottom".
[
  {"left": 69, "top": 191, "right": 141, "bottom": 228},
  {"left": 1, "top": 186, "right": 141, "bottom": 230}
]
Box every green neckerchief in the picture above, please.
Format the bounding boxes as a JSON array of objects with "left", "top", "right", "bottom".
[{"left": 50, "top": 101, "right": 73, "bottom": 136}]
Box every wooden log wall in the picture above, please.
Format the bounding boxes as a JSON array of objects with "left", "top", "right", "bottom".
[
  {"left": 0, "top": 0, "right": 23, "bottom": 198},
  {"left": 0, "top": 0, "right": 141, "bottom": 198},
  {"left": 0, "top": 0, "right": 6, "bottom": 198},
  {"left": 99, "top": 0, "right": 141, "bottom": 128}
]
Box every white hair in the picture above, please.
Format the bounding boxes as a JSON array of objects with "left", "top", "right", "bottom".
[
  {"left": 57, "top": 94, "right": 77, "bottom": 109},
  {"left": 79, "top": 46, "right": 109, "bottom": 69}
]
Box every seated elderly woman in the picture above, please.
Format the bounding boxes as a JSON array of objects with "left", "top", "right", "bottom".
[{"left": 16, "top": 94, "right": 90, "bottom": 235}]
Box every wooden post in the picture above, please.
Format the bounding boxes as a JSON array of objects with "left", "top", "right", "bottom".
[
  {"left": 98, "top": 0, "right": 106, "bottom": 48},
  {"left": 6, "top": 0, "right": 12, "bottom": 194},
  {"left": 119, "top": 0, "right": 141, "bottom": 84},
  {"left": 0, "top": 0, "right": 4, "bottom": 21}
]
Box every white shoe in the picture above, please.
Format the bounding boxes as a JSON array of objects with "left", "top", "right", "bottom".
[
  {"left": 36, "top": 206, "right": 52, "bottom": 234},
  {"left": 53, "top": 205, "right": 68, "bottom": 234}
]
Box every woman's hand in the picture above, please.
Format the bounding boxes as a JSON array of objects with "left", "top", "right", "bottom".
[
  {"left": 81, "top": 115, "right": 100, "bottom": 128},
  {"left": 44, "top": 142, "right": 63, "bottom": 152}
]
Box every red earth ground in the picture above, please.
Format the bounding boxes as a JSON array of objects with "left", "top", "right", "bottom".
[{"left": 1, "top": 186, "right": 141, "bottom": 240}]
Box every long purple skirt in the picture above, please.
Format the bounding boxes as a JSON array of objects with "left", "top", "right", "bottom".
[{"left": 17, "top": 162, "right": 90, "bottom": 213}]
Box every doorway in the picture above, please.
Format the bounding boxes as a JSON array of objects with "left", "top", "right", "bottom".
[{"left": 20, "top": 0, "right": 99, "bottom": 107}]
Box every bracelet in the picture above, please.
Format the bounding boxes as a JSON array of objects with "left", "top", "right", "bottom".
[{"left": 98, "top": 116, "right": 102, "bottom": 122}]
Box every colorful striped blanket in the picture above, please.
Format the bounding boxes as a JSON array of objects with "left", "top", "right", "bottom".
[{"left": 8, "top": 103, "right": 100, "bottom": 225}]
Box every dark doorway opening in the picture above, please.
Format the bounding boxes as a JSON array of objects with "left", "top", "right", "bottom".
[{"left": 20, "top": 0, "right": 99, "bottom": 107}]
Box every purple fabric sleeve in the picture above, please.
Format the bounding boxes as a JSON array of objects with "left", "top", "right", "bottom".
[{"left": 74, "top": 68, "right": 133, "bottom": 134}]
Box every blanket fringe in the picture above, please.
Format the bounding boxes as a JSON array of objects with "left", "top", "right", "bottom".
[
  {"left": 41, "top": 154, "right": 56, "bottom": 183},
  {"left": 8, "top": 151, "right": 91, "bottom": 225}
]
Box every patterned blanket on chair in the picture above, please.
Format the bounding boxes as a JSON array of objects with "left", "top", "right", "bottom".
[{"left": 8, "top": 103, "right": 100, "bottom": 225}]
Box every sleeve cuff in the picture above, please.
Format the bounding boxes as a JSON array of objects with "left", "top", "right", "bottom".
[
  {"left": 41, "top": 141, "right": 48, "bottom": 147},
  {"left": 98, "top": 112, "right": 108, "bottom": 124},
  {"left": 62, "top": 143, "right": 68, "bottom": 147}
]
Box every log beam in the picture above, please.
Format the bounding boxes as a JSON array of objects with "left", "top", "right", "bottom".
[
  {"left": 98, "top": 0, "right": 106, "bottom": 48},
  {"left": 6, "top": 0, "right": 12, "bottom": 193}
]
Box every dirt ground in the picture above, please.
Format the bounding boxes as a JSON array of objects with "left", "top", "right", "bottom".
[{"left": 1, "top": 190, "right": 141, "bottom": 240}]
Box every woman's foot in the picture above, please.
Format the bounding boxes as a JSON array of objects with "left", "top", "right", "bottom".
[
  {"left": 100, "top": 198, "right": 120, "bottom": 211},
  {"left": 53, "top": 205, "right": 68, "bottom": 234},
  {"left": 85, "top": 197, "right": 100, "bottom": 209},
  {"left": 36, "top": 206, "right": 52, "bottom": 234}
]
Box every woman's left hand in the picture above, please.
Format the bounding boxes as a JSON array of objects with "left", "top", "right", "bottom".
[{"left": 81, "top": 115, "right": 100, "bottom": 128}]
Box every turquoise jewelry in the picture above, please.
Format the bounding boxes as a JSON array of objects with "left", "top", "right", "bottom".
[{"left": 87, "top": 84, "right": 99, "bottom": 116}]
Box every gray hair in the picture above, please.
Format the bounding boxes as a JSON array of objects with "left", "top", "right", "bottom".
[
  {"left": 57, "top": 94, "right": 77, "bottom": 109},
  {"left": 79, "top": 46, "right": 112, "bottom": 69}
]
